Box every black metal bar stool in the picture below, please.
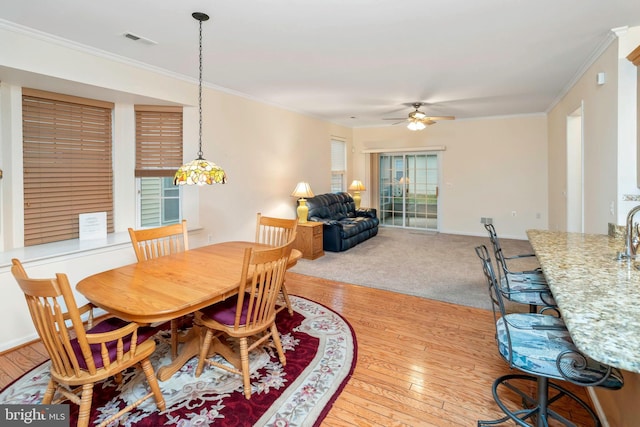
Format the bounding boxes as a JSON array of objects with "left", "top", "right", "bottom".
[
  {"left": 475, "top": 245, "right": 624, "bottom": 426},
  {"left": 484, "top": 224, "right": 556, "bottom": 314}
]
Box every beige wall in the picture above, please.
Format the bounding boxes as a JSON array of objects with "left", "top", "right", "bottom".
[
  {"left": 547, "top": 41, "right": 621, "bottom": 234},
  {"left": 353, "top": 115, "right": 549, "bottom": 238},
  {"left": 547, "top": 28, "right": 640, "bottom": 234},
  {"left": 193, "top": 88, "right": 353, "bottom": 243}
]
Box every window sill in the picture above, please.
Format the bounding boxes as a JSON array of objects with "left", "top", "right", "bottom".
[{"left": 0, "top": 232, "right": 133, "bottom": 269}]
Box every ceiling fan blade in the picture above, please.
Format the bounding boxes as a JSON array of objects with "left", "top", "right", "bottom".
[
  {"left": 383, "top": 117, "right": 406, "bottom": 121},
  {"left": 425, "top": 116, "right": 455, "bottom": 121}
]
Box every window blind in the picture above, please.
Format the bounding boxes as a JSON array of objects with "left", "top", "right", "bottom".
[
  {"left": 135, "top": 105, "right": 183, "bottom": 177},
  {"left": 22, "top": 88, "right": 114, "bottom": 246},
  {"left": 330, "top": 139, "right": 346, "bottom": 192}
]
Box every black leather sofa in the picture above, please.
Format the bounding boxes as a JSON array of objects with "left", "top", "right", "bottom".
[{"left": 306, "top": 192, "right": 379, "bottom": 252}]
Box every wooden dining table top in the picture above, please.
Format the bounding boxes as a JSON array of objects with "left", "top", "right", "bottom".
[{"left": 76, "top": 241, "right": 302, "bottom": 324}]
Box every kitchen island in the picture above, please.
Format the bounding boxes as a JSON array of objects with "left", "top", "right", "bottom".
[{"left": 527, "top": 229, "right": 640, "bottom": 426}]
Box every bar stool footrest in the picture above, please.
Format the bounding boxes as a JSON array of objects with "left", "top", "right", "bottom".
[{"left": 478, "top": 373, "right": 601, "bottom": 427}]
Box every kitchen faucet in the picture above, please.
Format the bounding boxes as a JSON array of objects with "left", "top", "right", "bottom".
[{"left": 624, "top": 204, "right": 640, "bottom": 258}]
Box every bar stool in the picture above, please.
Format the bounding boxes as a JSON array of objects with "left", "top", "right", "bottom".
[
  {"left": 475, "top": 245, "right": 624, "bottom": 426},
  {"left": 484, "top": 224, "right": 556, "bottom": 313}
]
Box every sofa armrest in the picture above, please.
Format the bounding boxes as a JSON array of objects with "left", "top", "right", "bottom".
[
  {"left": 356, "top": 208, "right": 377, "bottom": 219},
  {"left": 309, "top": 217, "right": 340, "bottom": 226}
]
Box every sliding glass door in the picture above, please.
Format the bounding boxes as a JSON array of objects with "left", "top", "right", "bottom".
[{"left": 379, "top": 153, "right": 439, "bottom": 230}]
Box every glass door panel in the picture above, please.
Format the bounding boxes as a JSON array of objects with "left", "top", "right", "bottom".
[{"left": 379, "top": 153, "right": 439, "bottom": 230}]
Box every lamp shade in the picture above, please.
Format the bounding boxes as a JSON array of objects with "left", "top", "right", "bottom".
[
  {"left": 291, "top": 182, "right": 314, "bottom": 198},
  {"left": 174, "top": 157, "right": 227, "bottom": 185},
  {"left": 348, "top": 180, "right": 366, "bottom": 191}
]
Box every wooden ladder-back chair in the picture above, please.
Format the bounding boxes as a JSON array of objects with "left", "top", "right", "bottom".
[
  {"left": 194, "top": 240, "right": 295, "bottom": 399},
  {"left": 128, "top": 219, "right": 189, "bottom": 359},
  {"left": 255, "top": 213, "right": 298, "bottom": 314},
  {"left": 10, "top": 259, "right": 165, "bottom": 427}
]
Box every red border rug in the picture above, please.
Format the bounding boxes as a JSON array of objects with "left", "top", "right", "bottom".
[{"left": 0, "top": 295, "right": 357, "bottom": 426}]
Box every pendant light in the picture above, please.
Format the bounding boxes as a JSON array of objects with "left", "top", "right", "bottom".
[{"left": 174, "top": 12, "right": 227, "bottom": 186}]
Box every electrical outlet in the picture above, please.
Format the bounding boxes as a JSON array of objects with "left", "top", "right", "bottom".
[
  {"left": 207, "top": 234, "right": 213, "bottom": 243},
  {"left": 511, "top": 211, "right": 517, "bottom": 217}
]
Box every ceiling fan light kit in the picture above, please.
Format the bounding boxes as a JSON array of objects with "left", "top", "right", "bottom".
[
  {"left": 384, "top": 102, "right": 455, "bottom": 131},
  {"left": 407, "top": 120, "right": 426, "bottom": 131}
]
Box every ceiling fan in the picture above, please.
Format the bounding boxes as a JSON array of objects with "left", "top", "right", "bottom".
[{"left": 384, "top": 102, "right": 455, "bottom": 130}]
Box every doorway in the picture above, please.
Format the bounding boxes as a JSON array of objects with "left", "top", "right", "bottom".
[
  {"left": 567, "top": 104, "right": 584, "bottom": 232},
  {"left": 378, "top": 153, "right": 439, "bottom": 230}
]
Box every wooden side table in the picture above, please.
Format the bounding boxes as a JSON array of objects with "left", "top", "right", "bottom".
[{"left": 294, "top": 221, "right": 324, "bottom": 260}]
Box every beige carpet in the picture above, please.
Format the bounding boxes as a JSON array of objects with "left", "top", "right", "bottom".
[{"left": 289, "top": 226, "right": 540, "bottom": 310}]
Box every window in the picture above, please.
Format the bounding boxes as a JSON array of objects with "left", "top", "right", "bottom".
[
  {"left": 330, "top": 138, "right": 346, "bottom": 192},
  {"left": 135, "top": 105, "right": 183, "bottom": 228},
  {"left": 138, "top": 177, "right": 180, "bottom": 227},
  {"left": 22, "top": 89, "right": 114, "bottom": 246}
]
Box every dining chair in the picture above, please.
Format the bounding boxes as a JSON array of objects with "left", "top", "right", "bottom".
[
  {"left": 474, "top": 246, "right": 623, "bottom": 426},
  {"left": 484, "top": 223, "right": 555, "bottom": 313},
  {"left": 255, "top": 213, "right": 298, "bottom": 314},
  {"left": 194, "top": 239, "right": 295, "bottom": 399},
  {"left": 128, "top": 219, "right": 189, "bottom": 359},
  {"left": 10, "top": 259, "right": 166, "bottom": 427}
]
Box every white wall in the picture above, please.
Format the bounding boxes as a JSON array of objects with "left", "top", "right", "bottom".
[
  {"left": 353, "top": 115, "right": 549, "bottom": 239},
  {"left": 548, "top": 29, "right": 640, "bottom": 234}
]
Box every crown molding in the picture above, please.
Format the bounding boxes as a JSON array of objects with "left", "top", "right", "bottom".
[{"left": 546, "top": 28, "right": 620, "bottom": 113}]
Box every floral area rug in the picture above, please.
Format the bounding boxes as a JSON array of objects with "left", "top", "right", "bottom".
[{"left": 0, "top": 296, "right": 357, "bottom": 426}]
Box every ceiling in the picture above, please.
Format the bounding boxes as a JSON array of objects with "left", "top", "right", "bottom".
[{"left": 2, "top": 0, "right": 640, "bottom": 128}]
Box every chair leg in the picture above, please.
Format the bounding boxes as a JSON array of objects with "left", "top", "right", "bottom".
[
  {"left": 280, "top": 282, "right": 294, "bottom": 315},
  {"left": 195, "top": 329, "right": 214, "bottom": 377},
  {"left": 140, "top": 358, "right": 166, "bottom": 411},
  {"left": 239, "top": 337, "right": 252, "bottom": 399},
  {"left": 76, "top": 383, "right": 94, "bottom": 427},
  {"left": 270, "top": 324, "right": 287, "bottom": 366},
  {"left": 41, "top": 379, "right": 56, "bottom": 404}
]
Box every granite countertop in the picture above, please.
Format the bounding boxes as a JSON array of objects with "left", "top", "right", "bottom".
[{"left": 527, "top": 229, "right": 640, "bottom": 374}]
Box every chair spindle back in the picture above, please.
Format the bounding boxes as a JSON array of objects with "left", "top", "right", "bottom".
[
  {"left": 234, "top": 240, "right": 294, "bottom": 331},
  {"left": 128, "top": 220, "right": 189, "bottom": 261}
]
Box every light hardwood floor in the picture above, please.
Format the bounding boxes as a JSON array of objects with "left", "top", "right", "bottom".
[{"left": 1, "top": 272, "right": 596, "bottom": 426}]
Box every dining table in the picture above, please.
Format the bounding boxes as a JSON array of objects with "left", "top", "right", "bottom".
[
  {"left": 527, "top": 229, "right": 640, "bottom": 374},
  {"left": 76, "top": 241, "right": 302, "bottom": 381}
]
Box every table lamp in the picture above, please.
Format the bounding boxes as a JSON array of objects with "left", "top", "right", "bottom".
[
  {"left": 348, "top": 180, "right": 366, "bottom": 209},
  {"left": 291, "top": 182, "right": 314, "bottom": 223}
]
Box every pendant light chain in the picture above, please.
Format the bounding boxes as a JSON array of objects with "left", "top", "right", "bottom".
[
  {"left": 197, "top": 18, "right": 204, "bottom": 159},
  {"left": 173, "top": 12, "right": 227, "bottom": 185}
]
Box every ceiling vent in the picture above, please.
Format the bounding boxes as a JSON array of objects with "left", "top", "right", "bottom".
[{"left": 123, "top": 32, "right": 157, "bottom": 45}]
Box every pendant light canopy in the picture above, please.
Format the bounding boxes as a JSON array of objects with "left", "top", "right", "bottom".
[{"left": 174, "top": 12, "right": 227, "bottom": 186}]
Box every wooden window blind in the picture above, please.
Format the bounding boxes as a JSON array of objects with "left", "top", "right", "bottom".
[
  {"left": 135, "top": 105, "right": 183, "bottom": 177},
  {"left": 22, "top": 88, "right": 114, "bottom": 246}
]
